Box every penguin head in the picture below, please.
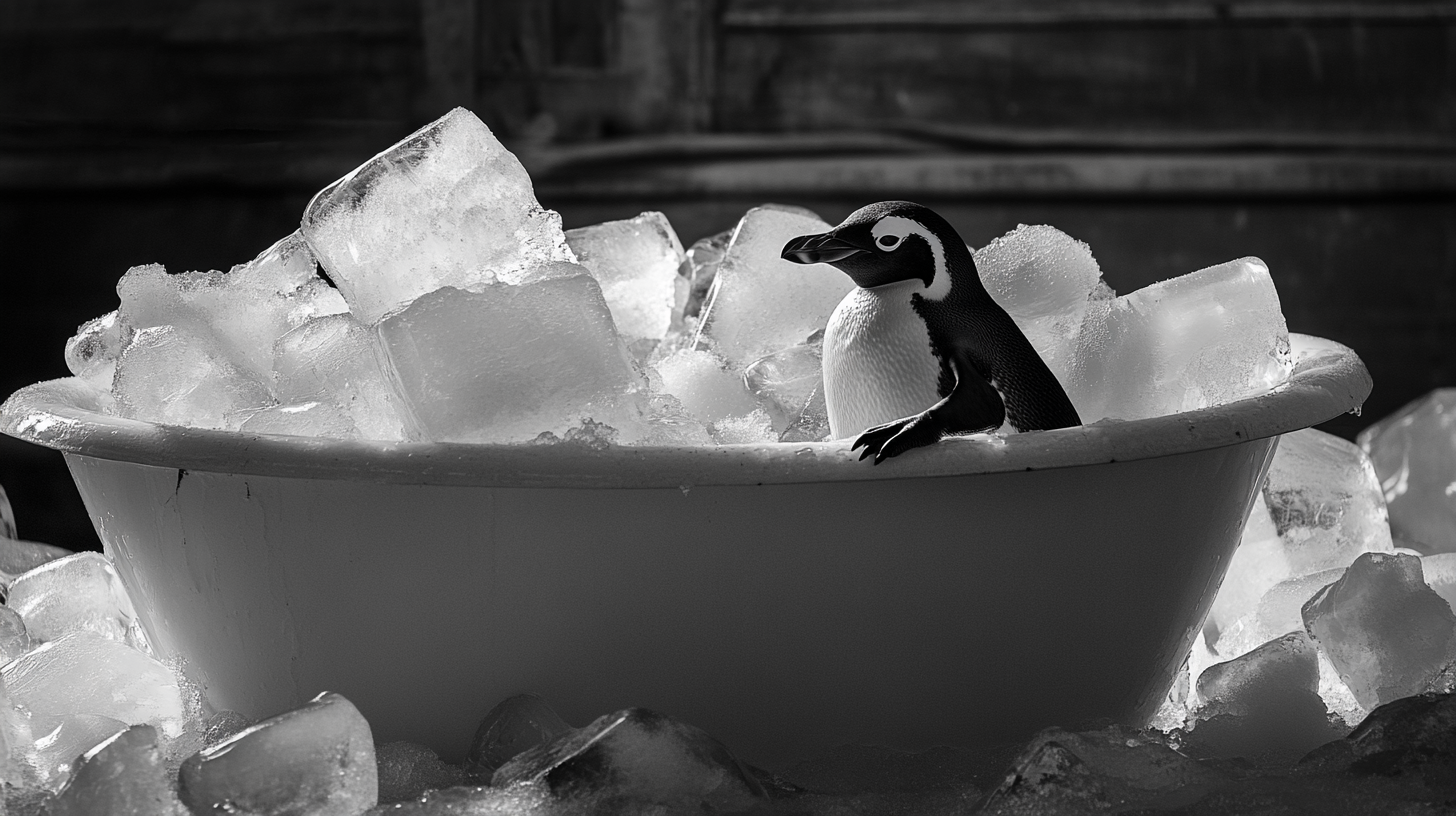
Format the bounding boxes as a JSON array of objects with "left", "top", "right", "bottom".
[{"left": 781, "top": 201, "right": 963, "bottom": 300}]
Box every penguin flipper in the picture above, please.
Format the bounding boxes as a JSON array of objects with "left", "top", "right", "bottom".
[{"left": 852, "top": 352, "right": 1005, "bottom": 464}]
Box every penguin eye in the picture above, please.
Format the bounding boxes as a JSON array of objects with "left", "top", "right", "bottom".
[{"left": 877, "top": 235, "right": 901, "bottom": 249}]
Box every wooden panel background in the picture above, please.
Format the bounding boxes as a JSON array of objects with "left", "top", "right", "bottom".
[{"left": 1, "top": 0, "right": 1453, "bottom": 549}]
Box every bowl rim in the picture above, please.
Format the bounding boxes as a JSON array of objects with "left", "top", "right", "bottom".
[{"left": 0, "top": 333, "right": 1370, "bottom": 489}]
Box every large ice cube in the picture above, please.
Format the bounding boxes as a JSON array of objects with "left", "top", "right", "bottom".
[
  {"left": 1358, "top": 388, "right": 1456, "bottom": 554},
  {"left": 1219, "top": 566, "right": 1346, "bottom": 658},
  {"left": 1066, "top": 257, "right": 1291, "bottom": 422},
  {"left": 6, "top": 552, "right": 147, "bottom": 649},
  {"left": 116, "top": 233, "right": 347, "bottom": 382},
  {"left": 178, "top": 692, "right": 376, "bottom": 816},
  {"left": 1204, "top": 493, "right": 1290, "bottom": 650},
  {"left": 302, "top": 107, "right": 574, "bottom": 325},
  {"left": 973, "top": 224, "right": 1104, "bottom": 388},
  {"left": 744, "top": 337, "right": 824, "bottom": 430},
  {"left": 1301, "top": 552, "right": 1456, "bottom": 709},
  {"left": 1264, "top": 428, "right": 1394, "bottom": 575},
  {"left": 677, "top": 229, "right": 731, "bottom": 327},
  {"left": 464, "top": 693, "right": 572, "bottom": 781},
  {"left": 272, "top": 314, "right": 409, "bottom": 441},
  {"left": 697, "top": 207, "right": 852, "bottom": 366},
  {"left": 0, "top": 536, "right": 73, "bottom": 587},
  {"left": 566, "top": 212, "right": 684, "bottom": 351},
  {"left": 47, "top": 724, "right": 186, "bottom": 815},
  {"left": 3, "top": 632, "right": 186, "bottom": 741},
  {"left": 377, "top": 272, "right": 644, "bottom": 444},
  {"left": 112, "top": 325, "right": 275, "bottom": 430}
]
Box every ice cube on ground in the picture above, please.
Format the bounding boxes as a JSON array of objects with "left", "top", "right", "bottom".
[
  {"left": 113, "top": 325, "right": 275, "bottom": 430},
  {"left": 492, "top": 707, "right": 765, "bottom": 812},
  {"left": 566, "top": 211, "right": 684, "bottom": 353},
  {"left": 1264, "top": 428, "right": 1395, "bottom": 575},
  {"left": 1197, "top": 630, "right": 1320, "bottom": 708},
  {"left": 116, "top": 233, "right": 347, "bottom": 383},
  {"left": 1065, "top": 257, "right": 1291, "bottom": 422},
  {"left": 64, "top": 310, "right": 127, "bottom": 391},
  {"left": 464, "top": 693, "right": 573, "bottom": 782},
  {"left": 178, "top": 691, "right": 376, "bottom": 816},
  {"left": 0, "top": 536, "right": 73, "bottom": 587},
  {"left": 47, "top": 724, "right": 186, "bottom": 816},
  {"left": 973, "top": 224, "right": 1104, "bottom": 388},
  {"left": 272, "top": 313, "right": 409, "bottom": 440},
  {"left": 377, "top": 272, "right": 644, "bottom": 444},
  {"left": 375, "top": 741, "right": 464, "bottom": 804},
  {"left": 3, "top": 632, "right": 186, "bottom": 742},
  {"left": 302, "top": 107, "right": 574, "bottom": 325},
  {"left": 27, "top": 712, "right": 130, "bottom": 791},
  {"left": 1358, "top": 388, "right": 1456, "bottom": 554},
  {"left": 696, "top": 207, "right": 852, "bottom": 366},
  {"left": 1302, "top": 552, "right": 1456, "bottom": 709},
  {"left": 6, "top": 552, "right": 148, "bottom": 649},
  {"left": 652, "top": 348, "right": 757, "bottom": 426}
]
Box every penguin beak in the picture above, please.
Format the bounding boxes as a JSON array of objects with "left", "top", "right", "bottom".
[{"left": 781, "top": 232, "right": 868, "bottom": 265}]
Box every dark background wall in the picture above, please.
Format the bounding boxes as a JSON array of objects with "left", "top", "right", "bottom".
[{"left": 2, "top": 0, "right": 1454, "bottom": 551}]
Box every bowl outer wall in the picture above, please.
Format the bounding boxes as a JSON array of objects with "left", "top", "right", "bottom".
[{"left": 67, "top": 436, "right": 1275, "bottom": 769}]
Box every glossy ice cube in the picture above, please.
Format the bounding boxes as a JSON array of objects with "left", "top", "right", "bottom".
[
  {"left": 64, "top": 310, "right": 127, "bottom": 391},
  {"left": 678, "top": 229, "right": 731, "bottom": 325},
  {"left": 697, "top": 207, "right": 851, "bottom": 366},
  {"left": 7, "top": 552, "right": 147, "bottom": 649},
  {"left": 566, "top": 212, "right": 684, "bottom": 348},
  {"left": 0, "top": 606, "right": 31, "bottom": 663},
  {"left": 0, "top": 535, "right": 73, "bottom": 587},
  {"left": 302, "top": 107, "right": 574, "bottom": 325},
  {"left": 377, "top": 273, "right": 643, "bottom": 444},
  {"left": 1423, "top": 552, "right": 1456, "bottom": 611},
  {"left": 653, "top": 348, "right": 757, "bottom": 426},
  {"left": 779, "top": 385, "right": 831, "bottom": 443},
  {"left": 974, "top": 224, "right": 1104, "bottom": 388},
  {"left": 113, "top": 325, "right": 275, "bottom": 430},
  {"left": 1205, "top": 493, "right": 1289, "bottom": 650},
  {"left": 1264, "top": 429, "right": 1394, "bottom": 575},
  {"left": 240, "top": 400, "right": 359, "bottom": 440},
  {"left": 178, "top": 692, "right": 377, "bottom": 816},
  {"left": 744, "top": 338, "right": 824, "bottom": 428},
  {"left": 1358, "top": 388, "right": 1456, "bottom": 554},
  {"left": 1219, "top": 566, "right": 1347, "bottom": 659},
  {"left": 272, "top": 314, "right": 409, "bottom": 441},
  {"left": 1197, "top": 631, "right": 1319, "bottom": 709},
  {"left": 1302, "top": 552, "right": 1456, "bottom": 709},
  {"left": 47, "top": 725, "right": 186, "bottom": 815},
  {"left": 464, "top": 694, "right": 572, "bottom": 781},
  {"left": 1067, "top": 257, "right": 1291, "bottom": 422},
  {"left": 3, "top": 632, "right": 186, "bottom": 741},
  {"left": 27, "top": 712, "right": 130, "bottom": 791}
]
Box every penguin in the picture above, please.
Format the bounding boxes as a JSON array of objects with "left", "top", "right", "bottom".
[{"left": 780, "top": 201, "right": 1081, "bottom": 463}]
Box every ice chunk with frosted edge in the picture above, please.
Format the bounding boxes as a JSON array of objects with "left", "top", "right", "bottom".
[
  {"left": 744, "top": 336, "right": 824, "bottom": 432},
  {"left": 464, "top": 693, "right": 573, "bottom": 782},
  {"left": 652, "top": 348, "right": 756, "bottom": 426},
  {"left": 47, "top": 724, "right": 186, "bottom": 815},
  {"left": 273, "top": 313, "right": 409, "bottom": 440},
  {"left": 697, "top": 207, "right": 852, "bottom": 366},
  {"left": 1358, "top": 388, "right": 1456, "bottom": 554},
  {"left": 376, "top": 741, "right": 464, "bottom": 804},
  {"left": 3, "top": 632, "right": 186, "bottom": 742},
  {"left": 27, "top": 712, "right": 129, "bottom": 790},
  {"left": 64, "top": 310, "right": 126, "bottom": 395},
  {"left": 1264, "top": 428, "right": 1394, "bottom": 575},
  {"left": 113, "top": 325, "right": 274, "bottom": 430},
  {"left": 1197, "top": 631, "right": 1318, "bottom": 709},
  {"left": 779, "top": 385, "right": 831, "bottom": 443},
  {"left": 378, "top": 270, "right": 644, "bottom": 444},
  {"left": 179, "top": 691, "right": 376, "bottom": 816},
  {"left": 0, "top": 536, "right": 73, "bottom": 587},
  {"left": 1302, "top": 552, "right": 1456, "bottom": 710},
  {"left": 566, "top": 211, "right": 684, "bottom": 352},
  {"left": 1066, "top": 257, "right": 1291, "bottom": 422},
  {"left": 1218, "top": 566, "right": 1346, "bottom": 659},
  {"left": 302, "top": 107, "right": 574, "bottom": 325},
  {"left": 7, "top": 552, "right": 148, "bottom": 649},
  {"left": 973, "top": 224, "right": 1103, "bottom": 390},
  {"left": 116, "top": 233, "right": 347, "bottom": 382},
  {"left": 0, "top": 606, "right": 31, "bottom": 663}
]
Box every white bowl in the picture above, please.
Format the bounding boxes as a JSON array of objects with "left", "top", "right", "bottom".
[{"left": 0, "top": 334, "right": 1370, "bottom": 768}]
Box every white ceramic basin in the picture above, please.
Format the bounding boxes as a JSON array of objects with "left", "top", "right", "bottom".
[{"left": 0, "top": 334, "right": 1371, "bottom": 768}]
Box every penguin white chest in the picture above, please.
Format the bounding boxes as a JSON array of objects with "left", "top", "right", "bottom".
[{"left": 822, "top": 282, "right": 945, "bottom": 439}]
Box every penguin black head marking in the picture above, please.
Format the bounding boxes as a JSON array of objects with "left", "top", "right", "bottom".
[{"left": 781, "top": 201, "right": 956, "bottom": 300}]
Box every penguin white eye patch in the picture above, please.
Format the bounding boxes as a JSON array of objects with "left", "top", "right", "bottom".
[{"left": 870, "top": 216, "right": 925, "bottom": 252}]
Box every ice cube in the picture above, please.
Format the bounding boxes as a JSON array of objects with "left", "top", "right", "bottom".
[
  {"left": 1423, "top": 552, "right": 1456, "bottom": 611},
  {"left": 492, "top": 707, "right": 765, "bottom": 812},
  {"left": 272, "top": 314, "right": 409, "bottom": 441},
  {"left": 377, "top": 273, "right": 643, "bottom": 444},
  {"left": 973, "top": 224, "right": 1104, "bottom": 387},
  {"left": 47, "top": 725, "right": 186, "bottom": 816},
  {"left": 117, "top": 233, "right": 347, "bottom": 382},
  {"left": 6, "top": 552, "right": 148, "bottom": 649},
  {"left": 178, "top": 692, "right": 377, "bottom": 816},
  {"left": 0, "top": 482, "right": 14, "bottom": 539},
  {"left": 64, "top": 310, "right": 127, "bottom": 391},
  {"left": 376, "top": 741, "right": 465, "bottom": 804},
  {"left": 1065, "top": 257, "right": 1291, "bottom": 422},
  {"left": 566, "top": 212, "right": 685, "bottom": 352},
  {"left": 240, "top": 400, "right": 358, "bottom": 440},
  {"left": 27, "top": 712, "right": 130, "bottom": 791},
  {"left": 3, "top": 632, "right": 186, "bottom": 741},
  {"left": 1197, "top": 631, "right": 1319, "bottom": 707},
  {"left": 640, "top": 392, "right": 716, "bottom": 447},
  {"left": 302, "top": 107, "right": 574, "bottom": 325},
  {"left": 744, "top": 337, "right": 824, "bottom": 428},
  {"left": 1263, "top": 429, "right": 1395, "bottom": 575},
  {"left": 652, "top": 348, "right": 757, "bottom": 425},
  {"left": 1220, "top": 566, "right": 1347, "bottom": 658},
  {"left": 113, "top": 325, "right": 275, "bottom": 430},
  {"left": 1301, "top": 552, "right": 1456, "bottom": 709},
  {"left": 1358, "top": 388, "right": 1456, "bottom": 554},
  {"left": 779, "top": 385, "right": 831, "bottom": 443},
  {"left": 1204, "top": 493, "right": 1290, "bottom": 650},
  {"left": 0, "top": 606, "right": 31, "bottom": 663},
  {"left": 678, "top": 229, "right": 732, "bottom": 325},
  {"left": 464, "top": 694, "right": 573, "bottom": 781},
  {"left": 0, "top": 536, "right": 73, "bottom": 588},
  {"left": 697, "top": 207, "right": 852, "bottom": 366}
]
